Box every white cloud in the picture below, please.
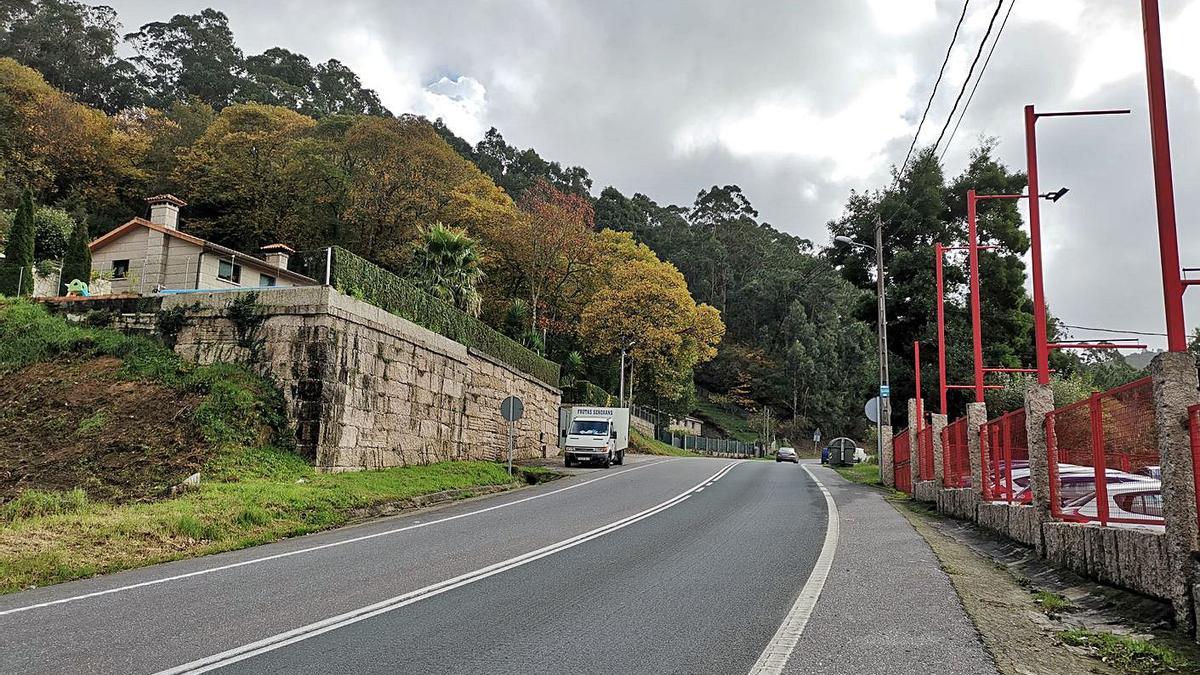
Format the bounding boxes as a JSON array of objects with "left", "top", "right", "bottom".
[
  {"left": 422, "top": 76, "right": 489, "bottom": 142},
  {"left": 867, "top": 0, "right": 936, "bottom": 35},
  {"left": 672, "top": 65, "right": 916, "bottom": 181}
]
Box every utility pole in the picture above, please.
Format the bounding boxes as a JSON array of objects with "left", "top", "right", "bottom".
[{"left": 875, "top": 215, "right": 890, "bottom": 482}]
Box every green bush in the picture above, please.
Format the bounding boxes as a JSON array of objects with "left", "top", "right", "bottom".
[
  {"left": 562, "top": 379, "right": 613, "bottom": 406},
  {"left": 298, "top": 247, "right": 560, "bottom": 386}
]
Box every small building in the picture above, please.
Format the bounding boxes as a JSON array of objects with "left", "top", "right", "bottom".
[{"left": 86, "top": 195, "right": 316, "bottom": 294}]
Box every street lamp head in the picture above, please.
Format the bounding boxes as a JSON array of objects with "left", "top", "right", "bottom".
[
  {"left": 1044, "top": 187, "right": 1069, "bottom": 202},
  {"left": 834, "top": 235, "right": 856, "bottom": 245}
]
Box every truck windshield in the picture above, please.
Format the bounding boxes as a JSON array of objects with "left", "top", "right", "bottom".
[{"left": 569, "top": 420, "right": 610, "bottom": 436}]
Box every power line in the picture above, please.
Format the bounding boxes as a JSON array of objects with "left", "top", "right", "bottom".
[
  {"left": 894, "top": 0, "right": 972, "bottom": 183},
  {"left": 931, "top": 0, "right": 1007, "bottom": 153},
  {"left": 1061, "top": 323, "right": 1168, "bottom": 338},
  {"left": 940, "top": 0, "right": 1017, "bottom": 161}
]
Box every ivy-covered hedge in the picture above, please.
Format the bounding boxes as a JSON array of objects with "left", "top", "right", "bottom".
[{"left": 293, "top": 247, "right": 559, "bottom": 386}]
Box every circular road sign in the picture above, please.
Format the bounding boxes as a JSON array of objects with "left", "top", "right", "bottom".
[
  {"left": 864, "top": 397, "right": 881, "bottom": 424},
  {"left": 501, "top": 396, "right": 525, "bottom": 422}
]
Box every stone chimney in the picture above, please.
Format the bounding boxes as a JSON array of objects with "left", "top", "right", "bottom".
[
  {"left": 260, "top": 243, "right": 294, "bottom": 270},
  {"left": 146, "top": 194, "right": 187, "bottom": 230}
]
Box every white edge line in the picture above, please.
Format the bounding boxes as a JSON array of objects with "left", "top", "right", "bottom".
[
  {"left": 748, "top": 464, "right": 840, "bottom": 675},
  {"left": 156, "top": 460, "right": 743, "bottom": 674},
  {"left": 0, "top": 458, "right": 684, "bottom": 618}
]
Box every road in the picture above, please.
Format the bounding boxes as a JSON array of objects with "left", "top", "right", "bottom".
[{"left": 0, "top": 457, "right": 996, "bottom": 674}]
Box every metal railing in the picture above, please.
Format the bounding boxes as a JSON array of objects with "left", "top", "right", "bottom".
[
  {"left": 653, "top": 428, "right": 762, "bottom": 457},
  {"left": 981, "top": 408, "right": 1028, "bottom": 504},
  {"left": 917, "top": 424, "right": 935, "bottom": 482},
  {"left": 942, "top": 417, "right": 971, "bottom": 488},
  {"left": 1045, "top": 377, "right": 1160, "bottom": 527}
]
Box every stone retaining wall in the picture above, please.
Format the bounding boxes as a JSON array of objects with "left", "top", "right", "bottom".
[{"left": 167, "top": 286, "right": 561, "bottom": 471}]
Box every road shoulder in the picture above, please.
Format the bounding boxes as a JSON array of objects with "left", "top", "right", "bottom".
[{"left": 783, "top": 463, "right": 998, "bottom": 675}]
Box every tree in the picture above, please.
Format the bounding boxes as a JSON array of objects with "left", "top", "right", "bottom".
[
  {"left": 59, "top": 216, "right": 91, "bottom": 294},
  {"left": 594, "top": 186, "right": 643, "bottom": 235},
  {"left": 0, "top": 189, "right": 35, "bottom": 295},
  {"left": 408, "top": 223, "right": 484, "bottom": 317},
  {"left": 0, "top": 205, "right": 73, "bottom": 260},
  {"left": 472, "top": 127, "right": 591, "bottom": 200},
  {"left": 0, "top": 0, "right": 142, "bottom": 112},
  {"left": 126, "top": 9, "right": 245, "bottom": 109},
  {"left": 578, "top": 257, "right": 724, "bottom": 403},
  {"left": 243, "top": 48, "right": 388, "bottom": 118}
]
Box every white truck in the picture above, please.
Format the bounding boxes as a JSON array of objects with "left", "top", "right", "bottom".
[{"left": 559, "top": 406, "right": 630, "bottom": 468}]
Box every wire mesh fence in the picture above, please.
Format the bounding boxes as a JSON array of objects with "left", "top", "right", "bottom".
[
  {"left": 653, "top": 428, "right": 762, "bottom": 457},
  {"left": 1045, "top": 377, "right": 1161, "bottom": 527},
  {"left": 981, "top": 409, "right": 1028, "bottom": 504},
  {"left": 917, "top": 424, "right": 935, "bottom": 482},
  {"left": 942, "top": 417, "right": 971, "bottom": 488},
  {"left": 894, "top": 428, "right": 912, "bottom": 494}
]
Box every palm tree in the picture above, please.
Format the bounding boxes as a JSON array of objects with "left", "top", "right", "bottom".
[{"left": 409, "top": 223, "right": 485, "bottom": 317}]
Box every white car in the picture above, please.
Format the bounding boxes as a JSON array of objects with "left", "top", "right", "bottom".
[
  {"left": 776, "top": 447, "right": 798, "bottom": 464},
  {"left": 1061, "top": 480, "right": 1164, "bottom": 527}
]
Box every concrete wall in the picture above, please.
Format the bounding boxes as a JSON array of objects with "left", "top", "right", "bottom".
[{"left": 167, "top": 286, "right": 561, "bottom": 471}]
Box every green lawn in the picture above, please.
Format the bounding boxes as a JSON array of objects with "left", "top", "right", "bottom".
[
  {"left": 692, "top": 397, "right": 759, "bottom": 444},
  {"left": 0, "top": 454, "right": 530, "bottom": 594},
  {"left": 630, "top": 430, "right": 700, "bottom": 457},
  {"left": 832, "top": 462, "right": 883, "bottom": 486}
]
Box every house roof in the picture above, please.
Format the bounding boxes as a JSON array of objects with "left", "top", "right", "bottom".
[{"left": 89, "top": 218, "right": 316, "bottom": 285}]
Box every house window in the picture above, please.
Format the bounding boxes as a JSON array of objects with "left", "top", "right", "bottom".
[
  {"left": 218, "top": 259, "right": 241, "bottom": 284},
  {"left": 258, "top": 273, "right": 276, "bottom": 287},
  {"left": 112, "top": 260, "right": 130, "bottom": 279}
]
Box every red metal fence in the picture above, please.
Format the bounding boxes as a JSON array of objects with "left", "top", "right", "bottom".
[
  {"left": 1045, "top": 377, "right": 1161, "bottom": 527},
  {"left": 981, "top": 409, "right": 1028, "bottom": 503},
  {"left": 917, "top": 424, "right": 935, "bottom": 482},
  {"left": 942, "top": 417, "right": 971, "bottom": 488},
  {"left": 893, "top": 427, "right": 912, "bottom": 494}
]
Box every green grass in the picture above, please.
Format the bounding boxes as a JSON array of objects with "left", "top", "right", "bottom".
[
  {"left": 693, "top": 397, "right": 759, "bottom": 444},
  {"left": 1033, "top": 590, "right": 1071, "bottom": 615},
  {"left": 0, "top": 458, "right": 525, "bottom": 593},
  {"left": 832, "top": 461, "right": 883, "bottom": 486},
  {"left": 630, "top": 429, "right": 700, "bottom": 457},
  {"left": 75, "top": 411, "right": 108, "bottom": 435},
  {"left": 1059, "top": 629, "right": 1194, "bottom": 674}
]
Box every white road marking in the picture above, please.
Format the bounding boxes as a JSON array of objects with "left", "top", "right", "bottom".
[
  {"left": 155, "top": 461, "right": 744, "bottom": 674},
  {"left": 0, "top": 458, "right": 683, "bottom": 618},
  {"left": 748, "top": 464, "right": 840, "bottom": 675}
]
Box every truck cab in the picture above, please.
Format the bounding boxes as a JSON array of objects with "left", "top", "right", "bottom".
[{"left": 560, "top": 407, "right": 630, "bottom": 468}]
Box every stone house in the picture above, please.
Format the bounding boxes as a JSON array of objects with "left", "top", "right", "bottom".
[{"left": 86, "top": 195, "right": 316, "bottom": 294}]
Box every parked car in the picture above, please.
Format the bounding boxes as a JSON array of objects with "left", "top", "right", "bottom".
[
  {"left": 1061, "top": 480, "right": 1164, "bottom": 527},
  {"left": 1009, "top": 465, "right": 1155, "bottom": 504},
  {"left": 1137, "top": 465, "right": 1162, "bottom": 480},
  {"left": 776, "top": 447, "right": 799, "bottom": 464}
]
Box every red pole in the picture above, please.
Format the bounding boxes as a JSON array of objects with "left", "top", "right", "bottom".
[
  {"left": 914, "top": 341, "right": 923, "bottom": 429},
  {"left": 1024, "top": 105, "right": 1051, "bottom": 383},
  {"left": 967, "top": 190, "right": 985, "bottom": 402},
  {"left": 1141, "top": 0, "right": 1186, "bottom": 351},
  {"left": 935, "top": 243, "right": 947, "bottom": 415}
]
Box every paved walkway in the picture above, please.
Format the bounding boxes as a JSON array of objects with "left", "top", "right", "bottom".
[{"left": 783, "top": 464, "right": 998, "bottom": 675}]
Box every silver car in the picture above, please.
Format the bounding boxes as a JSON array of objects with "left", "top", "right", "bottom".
[{"left": 776, "top": 447, "right": 798, "bottom": 464}]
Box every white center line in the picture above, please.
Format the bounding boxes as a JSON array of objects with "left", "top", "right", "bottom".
[
  {"left": 748, "top": 464, "right": 840, "bottom": 675},
  {"left": 156, "top": 461, "right": 744, "bottom": 674},
  {"left": 0, "top": 457, "right": 683, "bottom": 618}
]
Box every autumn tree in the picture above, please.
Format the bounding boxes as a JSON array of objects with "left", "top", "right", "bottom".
[{"left": 578, "top": 257, "right": 724, "bottom": 405}]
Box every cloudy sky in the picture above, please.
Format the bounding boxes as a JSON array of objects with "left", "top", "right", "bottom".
[{"left": 106, "top": 0, "right": 1200, "bottom": 349}]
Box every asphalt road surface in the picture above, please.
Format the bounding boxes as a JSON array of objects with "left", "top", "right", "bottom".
[{"left": 0, "top": 457, "right": 996, "bottom": 674}]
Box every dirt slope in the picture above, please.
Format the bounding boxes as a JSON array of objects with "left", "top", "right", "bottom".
[{"left": 0, "top": 358, "right": 211, "bottom": 502}]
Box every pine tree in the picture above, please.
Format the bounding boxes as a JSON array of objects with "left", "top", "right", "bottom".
[
  {"left": 59, "top": 218, "right": 92, "bottom": 295},
  {"left": 0, "top": 189, "right": 36, "bottom": 296}
]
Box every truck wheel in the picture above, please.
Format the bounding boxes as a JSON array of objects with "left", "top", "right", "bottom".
[
  {"left": 615, "top": 450, "right": 624, "bottom": 465},
  {"left": 564, "top": 455, "right": 574, "bottom": 468},
  {"left": 602, "top": 453, "right": 612, "bottom": 469}
]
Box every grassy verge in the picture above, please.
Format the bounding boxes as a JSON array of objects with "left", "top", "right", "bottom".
[
  {"left": 1059, "top": 629, "right": 1195, "bottom": 674},
  {"left": 629, "top": 430, "right": 700, "bottom": 457},
  {"left": 0, "top": 454, "right": 530, "bottom": 594},
  {"left": 693, "top": 395, "right": 758, "bottom": 444},
  {"left": 832, "top": 462, "right": 883, "bottom": 486}
]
